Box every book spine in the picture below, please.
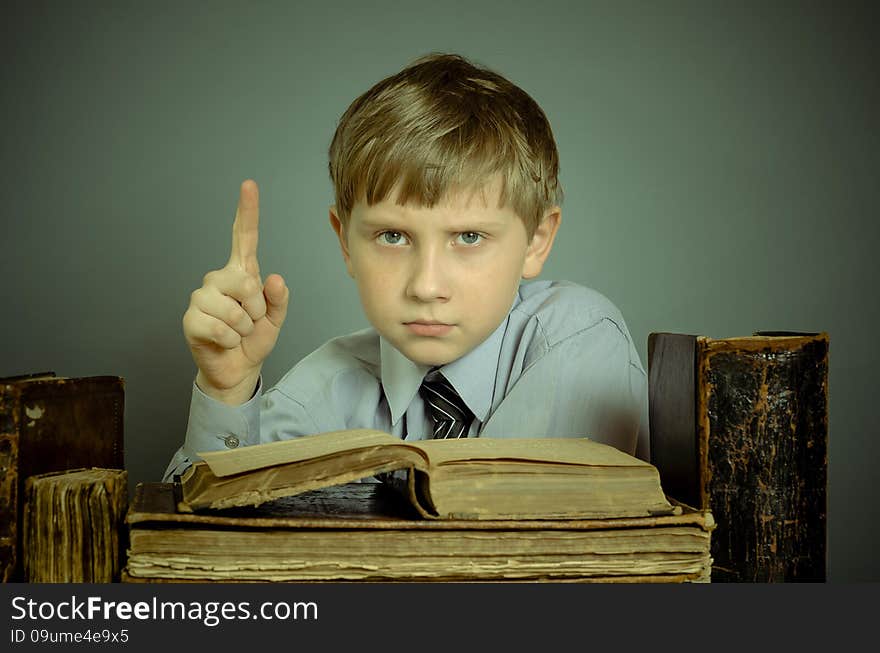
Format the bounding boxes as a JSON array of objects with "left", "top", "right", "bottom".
[
  {"left": 697, "top": 333, "right": 828, "bottom": 582},
  {"left": 0, "top": 385, "right": 22, "bottom": 582},
  {"left": 23, "top": 469, "right": 128, "bottom": 582},
  {"left": 0, "top": 433, "right": 18, "bottom": 582}
]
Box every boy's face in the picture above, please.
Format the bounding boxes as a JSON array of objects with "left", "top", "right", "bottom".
[{"left": 330, "top": 178, "right": 560, "bottom": 367}]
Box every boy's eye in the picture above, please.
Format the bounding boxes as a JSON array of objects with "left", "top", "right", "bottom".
[
  {"left": 457, "top": 232, "right": 483, "bottom": 246},
  {"left": 377, "top": 231, "right": 408, "bottom": 246}
]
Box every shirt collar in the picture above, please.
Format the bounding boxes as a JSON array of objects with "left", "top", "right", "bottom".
[
  {"left": 380, "top": 337, "right": 431, "bottom": 426},
  {"left": 438, "top": 315, "right": 507, "bottom": 423},
  {"left": 379, "top": 290, "right": 522, "bottom": 427}
]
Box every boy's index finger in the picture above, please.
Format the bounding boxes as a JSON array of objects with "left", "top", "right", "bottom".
[{"left": 229, "top": 179, "right": 260, "bottom": 274}]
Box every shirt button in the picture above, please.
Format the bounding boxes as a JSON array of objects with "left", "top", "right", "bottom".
[{"left": 223, "top": 435, "right": 240, "bottom": 449}]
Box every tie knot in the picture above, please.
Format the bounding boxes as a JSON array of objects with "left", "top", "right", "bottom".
[{"left": 419, "top": 374, "right": 473, "bottom": 439}]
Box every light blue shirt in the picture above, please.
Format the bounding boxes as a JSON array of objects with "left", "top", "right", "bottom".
[{"left": 163, "top": 280, "right": 649, "bottom": 481}]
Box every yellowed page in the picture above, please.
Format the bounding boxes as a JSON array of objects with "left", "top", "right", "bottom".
[
  {"left": 416, "top": 437, "right": 650, "bottom": 468},
  {"left": 197, "top": 429, "right": 400, "bottom": 477}
]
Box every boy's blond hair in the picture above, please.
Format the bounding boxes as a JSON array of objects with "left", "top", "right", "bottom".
[{"left": 328, "top": 53, "right": 563, "bottom": 237}]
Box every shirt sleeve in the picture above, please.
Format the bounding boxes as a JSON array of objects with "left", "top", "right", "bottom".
[
  {"left": 161, "top": 377, "right": 263, "bottom": 482},
  {"left": 161, "top": 373, "right": 330, "bottom": 482}
]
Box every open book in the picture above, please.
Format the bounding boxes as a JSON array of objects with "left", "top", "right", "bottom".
[{"left": 178, "top": 430, "right": 677, "bottom": 520}]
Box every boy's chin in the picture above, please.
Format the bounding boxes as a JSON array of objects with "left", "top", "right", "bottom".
[
  {"left": 402, "top": 351, "right": 458, "bottom": 368},
  {"left": 391, "top": 339, "right": 464, "bottom": 368}
]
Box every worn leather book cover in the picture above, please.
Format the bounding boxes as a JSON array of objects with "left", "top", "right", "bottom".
[
  {"left": 648, "top": 332, "right": 829, "bottom": 582},
  {"left": 0, "top": 373, "right": 125, "bottom": 582}
]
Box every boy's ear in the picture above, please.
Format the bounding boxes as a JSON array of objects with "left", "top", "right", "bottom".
[
  {"left": 329, "top": 206, "right": 355, "bottom": 278},
  {"left": 522, "top": 207, "right": 561, "bottom": 279}
]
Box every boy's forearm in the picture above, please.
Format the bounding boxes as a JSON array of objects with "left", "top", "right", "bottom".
[{"left": 195, "top": 370, "right": 260, "bottom": 406}]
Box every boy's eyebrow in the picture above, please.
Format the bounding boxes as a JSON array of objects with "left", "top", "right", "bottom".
[
  {"left": 355, "top": 216, "right": 406, "bottom": 229},
  {"left": 356, "top": 215, "right": 511, "bottom": 231},
  {"left": 446, "top": 221, "right": 509, "bottom": 231}
]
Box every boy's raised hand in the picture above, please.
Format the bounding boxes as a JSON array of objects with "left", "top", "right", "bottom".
[{"left": 182, "top": 180, "right": 290, "bottom": 404}]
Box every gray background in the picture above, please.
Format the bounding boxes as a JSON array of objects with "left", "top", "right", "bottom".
[{"left": 2, "top": 1, "right": 876, "bottom": 581}]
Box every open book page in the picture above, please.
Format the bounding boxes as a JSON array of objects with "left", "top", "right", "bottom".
[
  {"left": 197, "top": 432, "right": 649, "bottom": 478},
  {"left": 181, "top": 430, "right": 430, "bottom": 512},
  {"left": 0, "top": 372, "right": 59, "bottom": 383},
  {"left": 196, "top": 429, "right": 405, "bottom": 477},
  {"left": 416, "top": 437, "right": 651, "bottom": 467}
]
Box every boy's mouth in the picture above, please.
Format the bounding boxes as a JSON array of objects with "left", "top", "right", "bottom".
[{"left": 404, "top": 321, "right": 454, "bottom": 337}]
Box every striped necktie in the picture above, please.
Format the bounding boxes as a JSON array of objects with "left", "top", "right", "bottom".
[{"left": 419, "top": 374, "right": 474, "bottom": 439}]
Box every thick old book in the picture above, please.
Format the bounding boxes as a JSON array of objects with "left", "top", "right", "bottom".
[
  {"left": 647, "top": 331, "right": 828, "bottom": 582},
  {"left": 23, "top": 468, "right": 128, "bottom": 582},
  {"left": 178, "top": 429, "right": 676, "bottom": 520},
  {"left": 125, "top": 482, "right": 714, "bottom": 583},
  {"left": 0, "top": 373, "right": 125, "bottom": 582}
]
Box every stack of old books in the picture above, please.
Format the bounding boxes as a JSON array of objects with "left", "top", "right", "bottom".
[
  {"left": 123, "top": 430, "right": 715, "bottom": 583},
  {"left": 1, "top": 373, "right": 126, "bottom": 583}
]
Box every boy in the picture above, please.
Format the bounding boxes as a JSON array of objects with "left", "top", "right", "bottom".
[{"left": 164, "top": 53, "right": 648, "bottom": 481}]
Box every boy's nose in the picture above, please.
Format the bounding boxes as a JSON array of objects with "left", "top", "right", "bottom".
[{"left": 406, "top": 246, "right": 450, "bottom": 302}]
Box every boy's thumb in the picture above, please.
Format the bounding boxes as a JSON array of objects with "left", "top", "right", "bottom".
[{"left": 263, "top": 274, "right": 289, "bottom": 326}]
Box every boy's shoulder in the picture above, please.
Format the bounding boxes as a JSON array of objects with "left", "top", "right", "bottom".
[
  {"left": 514, "top": 280, "right": 633, "bottom": 347},
  {"left": 273, "top": 327, "right": 381, "bottom": 402}
]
